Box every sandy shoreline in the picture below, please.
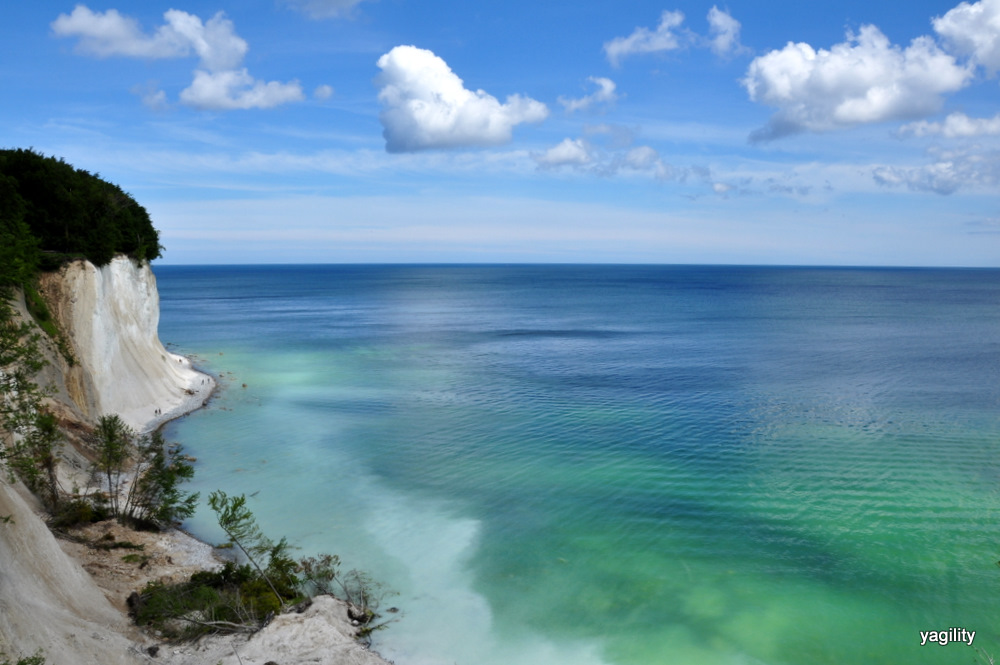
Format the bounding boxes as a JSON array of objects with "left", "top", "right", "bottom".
[{"left": 136, "top": 352, "right": 217, "bottom": 435}]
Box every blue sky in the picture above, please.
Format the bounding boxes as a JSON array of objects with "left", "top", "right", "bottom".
[{"left": 2, "top": 0, "right": 999, "bottom": 265}]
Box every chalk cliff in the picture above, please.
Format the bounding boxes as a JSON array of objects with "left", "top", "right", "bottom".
[
  {"left": 0, "top": 257, "right": 212, "bottom": 665},
  {"left": 35, "top": 256, "right": 212, "bottom": 433},
  {"left": 0, "top": 258, "right": 392, "bottom": 665}
]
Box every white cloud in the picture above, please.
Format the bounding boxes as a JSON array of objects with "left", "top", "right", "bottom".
[
  {"left": 604, "top": 10, "right": 687, "bottom": 67},
  {"left": 52, "top": 5, "right": 190, "bottom": 59},
  {"left": 873, "top": 145, "right": 1000, "bottom": 194},
  {"left": 622, "top": 145, "right": 659, "bottom": 170},
  {"left": 899, "top": 111, "right": 1000, "bottom": 137},
  {"left": 131, "top": 82, "right": 169, "bottom": 110},
  {"left": 375, "top": 45, "right": 548, "bottom": 152},
  {"left": 314, "top": 84, "right": 335, "bottom": 100},
  {"left": 706, "top": 6, "right": 747, "bottom": 56},
  {"left": 180, "top": 69, "right": 304, "bottom": 110},
  {"left": 283, "top": 0, "right": 369, "bottom": 19},
  {"left": 532, "top": 138, "right": 675, "bottom": 181},
  {"left": 533, "top": 138, "right": 593, "bottom": 168},
  {"left": 52, "top": 6, "right": 247, "bottom": 71},
  {"left": 933, "top": 0, "right": 1000, "bottom": 74},
  {"left": 743, "top": 25, "right": 972, "bottom": 141},
  {"left": 559, "top": 77, "right": 618, "bottom": 113},
  {"left": 52, "top": 5, "right": 302, "bottom": 111}
]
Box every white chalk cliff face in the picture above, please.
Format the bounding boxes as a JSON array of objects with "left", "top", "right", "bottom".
[
  {"left": 39, "top": 256, "right": 212, "bottom": 432},
  {"left": 0, "top": 257, "right": 210, "bottom": 665}
]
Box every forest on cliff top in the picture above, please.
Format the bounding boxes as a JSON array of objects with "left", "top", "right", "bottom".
[{"left": 0, "top": 148, "right": 162, "bottom": 290}]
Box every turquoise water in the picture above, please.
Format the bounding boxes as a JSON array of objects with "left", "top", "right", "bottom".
[{"left": 156, "top": 265, "right": 1000, "bottom": 665}]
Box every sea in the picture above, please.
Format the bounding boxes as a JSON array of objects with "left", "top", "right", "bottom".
[{"left": 154, "top": 264, "right": 1000, "bottom": 665}]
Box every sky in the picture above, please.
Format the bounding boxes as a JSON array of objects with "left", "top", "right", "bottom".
[{"left": 2, "top": 0, "right": 999, "bottom": 266}]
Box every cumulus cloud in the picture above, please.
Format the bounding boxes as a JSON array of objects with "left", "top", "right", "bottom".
[
  {"left": 532, "top": 137, "right": 673, "bottom": 180},
  {"left": 559, "top": 77, "right": 618, "bottom": 113},
  {"left": 52, "top": 5, "right": 303, "bottom": 110},
  {"left": 180, "top": 69, "right": 305, "bottom": 110},
  {"left": 933, "top": 0, "right": 1000, "bottom": 75},
  {"left": 706, "top": 6, "right": 747, "bottom": 56},
  {"left": 899, "top": 111, "right": 1000, "bottom": 137},
  {"left": 743, "top": 25, "right": 972, "bottom": 141},
  {"left": 314, "top": 84, "right": 335, "bottom": 100},
  {"left": 873, "top": 145, "right": 1000, "bottom": 194},
  {"left": 53, "top": 6, "right": 247, "bottom": 70},
  {"left": 375, "top": 45, "right": 548, "bottom": 152},
  {"left": 283, "top": 0, "right": 369, "bottom": 19},
  {"left": 534, "top": 138, "right": 593, "bottom": 168},
  {"left": 604, "top": 10, "right": 687, "bottom": 67}
]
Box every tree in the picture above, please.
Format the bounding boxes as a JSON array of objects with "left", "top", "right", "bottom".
[
  {"left": 90, "top": 415, "right": 199, "bottom": 528},
  {"left": 122, "top": 431, "right": 199, "bottom": 528},
  {"left": 0, "top": 148, "right": 163, "bottom": 268},
  {"left": 207, "top": 490, "right": 295, "bottom": 610},
  {"left": 7, "top": 409, "right": 62, "bottom": 510},
  {"left": 0, "top": 291, "right": 49, "bottom": 484},
  {"left": 90, "top": 414, "right": 133, "bottom": 518}
]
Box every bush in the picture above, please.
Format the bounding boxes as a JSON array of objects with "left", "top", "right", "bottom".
[
  {"left": 132, "top": 493, "right": 395, "bottom": 643},
  {"left": 50, "top": 498, "right": 108, "bottom": 529}
]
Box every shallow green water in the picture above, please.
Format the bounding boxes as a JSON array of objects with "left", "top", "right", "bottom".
[{"left": 157, "top": 265, "right": 1000, "bottom": 664}]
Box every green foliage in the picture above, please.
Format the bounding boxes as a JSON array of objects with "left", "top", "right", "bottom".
[
  {"left": 0, "top": 650, "right": 45, "bottom": 665},
  {"left": 125, "top": 433, "right": 199, "bottom": 528},
  {"left": 8, "top": 410, "right": 62, "bottom": 510},
  {"left": 122, "top": 552, "right": 151, "bottom": 565},
  {"left": 90, "top": 414, "right": 132, "bottom": 518},
  {"left": 207, "top": 490, "right": 295, "bottom": 609},
  {"left": 89, "top": 416, "right": 199, "bottom": 529},
  {"left": 49, "top": 498, "right": 109, "bottom": 529},
  {"left": 0, "top": 173, "right": 39, "bottom": 291},
  {"left": 0, "top": 295, "right": 55, "bottom": 496},
  {"left": 298, "top": 551, "right": 398, "bottom": 641},
  {"left": 0, "top": 148, "right": 162, "bottom": 269},
  {"left": 135, "top": 492, "right": 396, "bottom": 644},
  {"left": 134, "top": 561, "right": 287, "bottom": 639},
  {"left": 21, "top": 283, "right": 74, "bottom": 366}
]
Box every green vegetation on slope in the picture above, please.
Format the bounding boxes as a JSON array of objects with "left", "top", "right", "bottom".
[{"left": 0, "top": 148, "right": 162, "bottom": 282}]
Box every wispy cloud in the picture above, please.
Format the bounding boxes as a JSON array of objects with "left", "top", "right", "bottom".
[
  {"left": 604, "top": 10, "right": 688, "bottom": 67},
  {"left": 282, "top": 0, "right": 370, "bottom": 20},
  {"left": 559, "top": 77, "right": 618, "bottom": 113},
  {"left": 706, "top": 6, "right": 748, "bottom": 57},
  {"left": 873, "top": 145, "right": 1000, "bottom": 194},
  {"left": 899, "top": 112, "right": 1000, "bottom": 138}
]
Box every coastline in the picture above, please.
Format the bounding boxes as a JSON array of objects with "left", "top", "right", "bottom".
[
  {"left": 1, "top": 353, "right": 393, "bottom": 665},
  {"left": 137, "top": 351, "right": 217, "bottom": 436},
  {"left": 83, "top": 354, "right": 395, "bottom": 665},
  {"left": 0, "top": 257, "right": 395, "bottom": 665}
]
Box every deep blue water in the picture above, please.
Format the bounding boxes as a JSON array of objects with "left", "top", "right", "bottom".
[{"left": 155, "top": 265, "right": 1000, "bottom": 665}]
